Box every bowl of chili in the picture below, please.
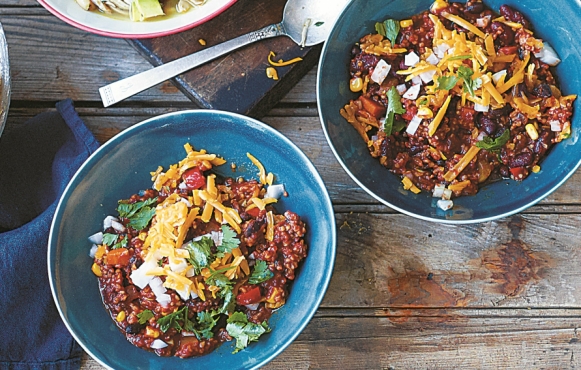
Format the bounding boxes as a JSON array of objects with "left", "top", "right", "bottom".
[
  {"left": 317, "top": 0, "right": 580, "bottom": 223},
  {"left": 48, "top": 110, "right": 336, "bottom": 368}
]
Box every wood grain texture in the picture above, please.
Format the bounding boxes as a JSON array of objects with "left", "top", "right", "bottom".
[
  {"left": 129, "top": 0, "right": 321, "bottom": 118},
  {"left": 4, "top": 3, "right": 581, "bottom": 368}
]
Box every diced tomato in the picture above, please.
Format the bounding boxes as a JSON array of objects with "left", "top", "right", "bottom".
[
  {"left": 359, "top": 96, "right": 386, "bottom": 119},
  {"left": 498, "top": 46, "right": 518, "bottom": 55},
  {"left": 106, "top": 248, "right": 131, "bottom": 266},
  {"left": 236, "top": 286, "right": 262, "bottom": 305},
  {"left": 246, "top": 207, "right": 261, "bottom": 218},
  {"left": 182, "top": 167, "right": 206, "bottom": 190},
  {"left": 509, "top": 166, "right": 527, "bottom": 180}
]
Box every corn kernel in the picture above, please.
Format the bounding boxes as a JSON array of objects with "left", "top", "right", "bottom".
[
  {"left": 350, "top": 77, "right": 363, "bottom": 92},
  {"left": 532, "top": 165, "right": 541, "bottom": 173},
  {"left": 91, "top": 263, "right": 102, "bottom": 277},
  {"left": 525, "top": 123, "right": 539, "bottom": 140},
  {"left": 400, "top": 19, "right": 413, "bottom": 28},
  {"left": 138, "top": 232, "right": 147, "bottom": 241},
  {"left": 116, "top": 311, "right": 126, "bottom": 322},
  {"left": 95, "top": 245, "right": 106, "bottom": 259},
  {"left": 266, "top": 67, "right": 279, "bottom": 80},
  {"left": 198, "top": 38, "right": 206, "bottom": 46},
  {"left": 146, "top": 326, "right": 160, "bottom": 338},
  {"left": 417, "top": 107, "right": 434, "bottom": 119}
]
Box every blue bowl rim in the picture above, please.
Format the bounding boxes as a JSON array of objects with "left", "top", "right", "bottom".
[{"left": 48, "top": 109, "right": 337, "bottom": 369}]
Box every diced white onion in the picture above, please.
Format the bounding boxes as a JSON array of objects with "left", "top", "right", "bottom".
[
  {"left": 173, "top": 284, "right": 191, "bottom": 302},
  {"left": 474, "top": 103, "right": 489, "bottom": 112},
  {"left": 169, "top": 257, "right": 188, "bottom": 274},
  {"left": 185, "top": 266, "right": 196, "bottom": 278},
  {"left": 111, "top": 219, "right": 126, "bottom": 233},
  {"left": 89, "top": 244, "right": 98, "bottom": 258},
  {"left": 476, "top": 16, "right": 490, "bottom": 28},
  {"left": 404, "top": 51, "right": 420, "bottom": 67},
  {"left": 178, "top": 182, "right": 187, "bottom": 190},
  {"left": 432, "top": 184, "right": 446, "bottom": 198},
  {"left": 265, "top": 184, "right": 285, "bottom": 199},
  {"left": 419, "top": 69, "right": 437, "bottom": 84},
  {"left": 476, "top": 131, "right": 487, "bottom": 142},
  {"left": 180, "top": 197, "right": 192, "bottom": 207},
  {"left": 190, "top": 290, "right": 199, "bottom": 300},
  {"left": 442, "top": 188, "right": 453, "bottom": 201},
  {"left": 446, "top": 47, "right": 455, "bottom": 56},
  {"left": 149, "top": 276, "right": 167, "bottom": 296},
  {"left": 406, "top": 115, "right": 423, "bottom": 135},
  {"left": 370, "top": 59, "right": 392, "bottom": 84},
  {"left": 534, "top": 42, "right": 561, "bottom": 66},
  {"left": 396, "top": 84, "right": 408, "bottom": 95},
  {"left": 411, "top": 76, "right": 423, "bottom": 85},
  {"left": 103, "top": 215, "right": 118, "bottom": 230},
  {"left": 245, "top": 303, "right": 260, "bottom": 311},
  {"left": 403, "top": 84, "right": 421, "bottom": 100},
  {"left": 88, "top": 231, "right": 103, "bottom": 245},
  {"left": 426, "top": 52, "right": 440, "bottom": 65},
  {"left": 130, "top": 259, "right": 158, "bottom": 289},
  {"left": 151, "top": 339, "right": 168, "bottom": 349},
  {"left": 550, "top": 120, "right": 562, "bottom": 132},
  {"left": 434, "top": 43, "right": 450, "bottom": 59},
  {"left": 437, "top": 199, "right": 454, "bottom": 210},
  {"left": 491, "top": 70, "right": 507, "bottom": 84}
]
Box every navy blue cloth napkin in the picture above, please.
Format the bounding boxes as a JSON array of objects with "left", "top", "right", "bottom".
[{"left": 0, "top": 99, "right": 99, "bottom": 369}]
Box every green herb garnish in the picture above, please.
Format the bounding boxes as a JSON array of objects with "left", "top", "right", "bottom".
[
  {"left": 314, "top": 21, "right": 324, "bottom": 27},
  {"left": 137, "top": 309, "right": 154, "bottom": 325},
  {"left": 216, "top": 225, "right": 240, "bottom": 257},
  {"left": 436, "top": 75, "right": 459, "bottom": 91},
  {"left": 226, "top": 312, "right": 271, "bottom": 354},
  {"left": 448, "top": 54, "right": 472, "bottom": 61},
  {"left": 248, "top": 260, "right": 274, "bottom": 285},
  {"left": 102, "top": 233, "right": 128, "bottom": 249},
  {"left": 383, "top": 86, "right": 406, "bottom": 135},
  {"left": 457, "top": 66, "right": 481, "bottom": 97},
  {"left": 206, "top": 271, "right": 235, "bottom": 314},
  {"left": 183, "top": 236, "right": 214, "bottom": 274},
  {"left": 475, "top": 129, "right": 510, "bottom": 151},
  {"left": 117, "top": 197, "right": 157, "bottom": 230},
  {"left": 157, "top": 306, "right": 193, "bottom": 333},
  {"left": 375, "top": 19, "right": 400, "bottom": 46}
]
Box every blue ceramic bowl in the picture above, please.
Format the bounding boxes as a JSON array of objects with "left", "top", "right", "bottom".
[
  {"left": 48, "top": 110, "right": 336, "bottom": 369},
  {"left": 318, "top": 0, "right": 581, "bottom": 223}
]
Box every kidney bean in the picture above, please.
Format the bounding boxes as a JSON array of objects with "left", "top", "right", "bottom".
[
  {"left": 491, "top": 21, "right": 514, "bottom": 46},
  {"left": 478, "top": 114, "right": 497, "bottom": 136},
  {"left": 499, "top": 4, "right": 531, "bottom": 29},
  {"left": 509, "top": 152, "right": 533, "bottom": 168},
  {"left": 532, "top": 83, "right": 552, "bottom": 98},
  {"left": 534, "top": 131, "right": 552, "bottom": 155}
]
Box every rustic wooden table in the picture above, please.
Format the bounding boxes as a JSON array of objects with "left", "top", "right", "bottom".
[{"left": 5, "top": 3, "right": 581, "bottom": 369}]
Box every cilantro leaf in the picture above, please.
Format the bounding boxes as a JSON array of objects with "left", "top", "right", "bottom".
[
  {"left": 226, "top": 312, "right": 271, "bottom": 354},
  {"left": 102, "top": 233, "right": 118, "bottom": 246},
  {"left": 314, "top": 21, "right": 324, "bottom": 27},
  {"left": 249, "top": 260, "right": 274, "bottom": 285},
  {"left": 195, "top": 310, "right": 220, "bottom": 340},
  {"left": 448, "top": 54, "right": 472, "bottom": 61},
  {"left": 383, "top": 86, "right": 406, "bottom": 136},
  {"left": 137, "top": 309, "right": 154, "bottom": 325},
  {"left": 184, "top": 237, "right": 214, "bottom": 274},
  {"left": 392, "top": 120, "right": 407, "bottom": 133},
  {"left": 457, "top": 66, "right": 482, "bottom": 97},
  {"left": 375, "top": 19, "right": 400, "bottom": 46},
  {"left": 217, "top": 225, "right": 240, "bottom": 257},
  {"left": 112, "top": 237, "right": 128, "bottom": 250},
  {"left": 158, "top": 306, "right": 190, "bottom": 333},
  {"left": 206, "top": 271, "right": 235, "bottom": 314},
  {"left": 475, "top": 129, "right": 510, "bottom": 151},
  {"left": 437, "top": 75, "right": 459, "bottom": 91},
  {"left": 117, "top": 197, "right": 157, "bottom": 230}
]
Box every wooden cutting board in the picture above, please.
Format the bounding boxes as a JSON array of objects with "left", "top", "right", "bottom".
[{"left": 128, "top": 0, "right": 321, "bottom": 118}]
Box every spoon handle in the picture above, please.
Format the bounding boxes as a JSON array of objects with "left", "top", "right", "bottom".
[{"left": 99, "top": 23, "right": 286, "bottom": 107}]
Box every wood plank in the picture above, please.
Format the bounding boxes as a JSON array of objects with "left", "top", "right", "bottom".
[
  {"left": 0, "top": 12, "right": 319, "bottom": 105},
  {"left": 80, "top": 310, "right": 581, "bottom": 369}
]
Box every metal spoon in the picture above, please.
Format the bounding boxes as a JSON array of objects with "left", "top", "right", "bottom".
[{"left": 99, "top": 0, "right": 349, "bottom": 107}]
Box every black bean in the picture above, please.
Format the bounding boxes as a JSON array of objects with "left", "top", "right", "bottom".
[
  {"left": 499, "top": 165, "right": 511, "bottom": 178},
  {"left": 465, "top": 2, "right": 484, "bottom": 14},
  {"left": 532, "top": 83, "right": 552, "bottom": 98},
  {"left": 125, "top": 323, "right": 145, "bottom": 334}
]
